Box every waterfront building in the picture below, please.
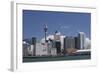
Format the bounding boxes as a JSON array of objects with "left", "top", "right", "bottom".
[
  {"left": 31, "top": 37, "right": 36, "bottom": 56},
  {"left": 54, "top": 31, "right": 61, "bottom": 55},
  {"left": 51, "top": 48, "right": 57, "bottom": 56},
  {"left": 23, "top": 41, "right": 30, "bottom": 57},
  {"left": 29, "top": 45, "right": 34, "bottom": 56},
  {"left": 54, "top": 31, "right": 61, "bottom": 41},
  {"left": 36, "top": 42, "right": 48, "bottom": 56},
  {"left": 74, "top": 37, "right": 80, "bottom": 49},
  {"left": 64, "top": 36, "right": 75, "bottom": 50},
  {"left": 26, "top": 37, "right": 37, "bottom": 56},
  {"left": 78, "top": 32, "right": 85, "bottom": 49}
]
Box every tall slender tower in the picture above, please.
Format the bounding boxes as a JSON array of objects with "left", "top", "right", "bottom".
[
  {"left": 44, "top": 24, "right": 48, "bottom": 43},
  {"left": 78, "top": 32, "right": 85, "bottom": 49}
]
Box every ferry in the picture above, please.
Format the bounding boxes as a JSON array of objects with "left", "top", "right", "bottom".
[{"left": 74, "top": 49, "right": 91, "bottom": 55}]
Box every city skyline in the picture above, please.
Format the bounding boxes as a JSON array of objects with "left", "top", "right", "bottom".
[{"left": 23, "top": 10, "right": 91, "bottom": 40}]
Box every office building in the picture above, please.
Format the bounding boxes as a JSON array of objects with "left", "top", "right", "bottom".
[
  {"left": 55, "top": 41, "right": 61, "bottom": 54},
  {"left": 31, "top": 37, "right": 36, "bottom": 56},
  {"left": 74, "top": 37, "right": 80, "bottom": 49},
  {"left": 27, "top": 37, "right": 36, "bottom": 56},
  {"left": 23, "top": 41, "right": 30, "bottom": 57},
  {"left": 51, "top": 48, "right": 57, "bottom": 56},
  {"left": 54, "top": 31, "right": 61, "bottom": 55},
  {"left": 64, "top": 36, "right": 75, "bottom": 50},
  {"left": 78, "top": 32, "right": 85, "bottom": 49},
  {"left": 36, "top": 42, "right": 48, "bottom": 56},
  {"left": 54, "top": 31, "right": 61, "bottom": 41}
]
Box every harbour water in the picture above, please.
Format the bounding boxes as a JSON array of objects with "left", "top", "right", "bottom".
[{"left": 23, "top": 54, "right": 91, "bottom": 62}]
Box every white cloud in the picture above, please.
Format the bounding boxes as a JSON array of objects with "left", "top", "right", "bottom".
[
  {"left": 85, "top": 38, "right": 91, "bottom": 49},
  {"left": 41, "top": 35, "right": 54, "bottom": 43},
  {"left": 41, "top": 34, "right": 65, "bottom": 49}
]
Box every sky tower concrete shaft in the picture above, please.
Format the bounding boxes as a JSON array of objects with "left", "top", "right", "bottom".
[{"left": 44, "top": 24, "right": 48, "bottom": 43}]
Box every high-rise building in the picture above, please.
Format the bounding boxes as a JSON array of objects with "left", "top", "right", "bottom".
[
  {"left": 54, "top": 31, "right": 61, "bottom": 55},
  {"left": 54, "top": 31, "right": 61, "bottom": 41},
  {"left": 64, "top": 36, "right": 75, "bottom": 50},
  {"left": 23, "top": 41, "right": 30, "bottom": 57},
  {"left": 31, "top": 37, "right": 36, "bottom": 56},
  {"left": 74, "top": 37, "right": 80, "bottom": 49},
  {"left": 47, "top": 40, "right": 51, "bottom": 56},
  {"left": 47, "top": 39, "right": 56, "bottom": 56},
  {"left": 28, "top": 37, "right": 37, "bottom": 56},
  {"left": 55, "top": 41, "right": 61, "bottom": 54},
  {"left": 78, "top": 32, "right": 85, "bottom": 49}
]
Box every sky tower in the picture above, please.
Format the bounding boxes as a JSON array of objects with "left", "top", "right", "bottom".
[{"left": 44, "top": 24, "right": 48, "bottom": 43}]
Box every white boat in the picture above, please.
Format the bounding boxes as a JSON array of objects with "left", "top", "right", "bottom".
[{"left": 74, "top": 49, "right": 91, "bottom": 55}]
